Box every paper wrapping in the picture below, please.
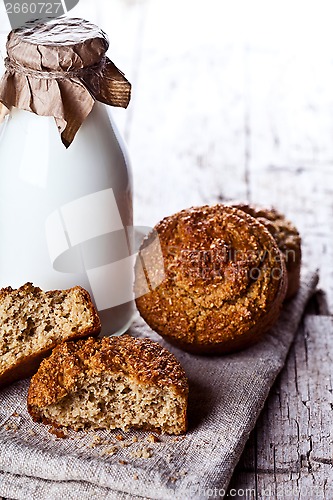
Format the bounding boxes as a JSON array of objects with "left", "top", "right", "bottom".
[{"left": 0, "top": 17, "right": 131, "bottom": 147}]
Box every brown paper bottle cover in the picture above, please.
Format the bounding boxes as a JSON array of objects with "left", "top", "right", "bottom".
[{"left": 0, "top": 17, "right": 131, "bottom": 147}]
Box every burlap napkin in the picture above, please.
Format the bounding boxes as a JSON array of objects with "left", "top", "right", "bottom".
[{"left": 0, "top": 270, "right": 318, "bottom": 500}]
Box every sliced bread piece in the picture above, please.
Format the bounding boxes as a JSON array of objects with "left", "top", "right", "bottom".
[
  {"left": 27, "top": 335, "right": 189, "bottom": 435},
  {"left": 0, "top": 283, "right": 101, "bottom": 388}
]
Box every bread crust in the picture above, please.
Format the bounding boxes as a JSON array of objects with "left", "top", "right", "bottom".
[
  {"left": 0, "top": 283, "right": 101, "bottom": 388},
  {"left": 27, "top": 335, "right": 188, "bottom": 434},
  {"left": 232, "top": 203, "right": 301, "bottom": 300},
  {"left": 135, "top": 204, "right": 288, "bottom": 354}
]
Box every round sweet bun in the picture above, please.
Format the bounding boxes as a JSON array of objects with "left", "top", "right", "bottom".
[
  {"left": 231, "top": 203, "right": 301, "bottom": 300},
  {"left": 27, "top": 335, "right": 189, "bottom": 435},
  {"left": 135, "top": 204, "right": 288, "bottom": 354}
]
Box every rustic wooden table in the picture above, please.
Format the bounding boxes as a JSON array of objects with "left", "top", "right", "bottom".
[{"left": 1, "top": 0, "right": 333, "bottom": 498}]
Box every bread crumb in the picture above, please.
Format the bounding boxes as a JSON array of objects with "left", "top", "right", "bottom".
[
  {"left": 147, "top": 434, "right": 160, "bottom": 443},
  {"left": 115, "top": 434, "right": 124, "bottom": 441},
  {"left": 100, "top": 446, "right": 118, "bottom": 456},
  {"left": 133, "top": 474, "right": 139, "bottom": 480},
  {"left": 120, "top": 440, "right": 132, "bottom": 448},
  {"left": 5, "top": 423, "right": 18, "bottom": 431},
  {"left": 119, "top": 459, "right": 128, "bottom": 465},
  {"left": 49, "top": 427, "right": 67, "bottom": 439},
  {"left": 172, "top": 436, "right": 185, "bottom": 442},
  {"left": 131, "top": 447, "right": 152, "bottom": 459},
  {"left": 12, "top": 412, "right": 19, "bottom": 417},
  {"left": 132, "top": 436, "right": 138, "bottom": 443},
  {"left": 89, "top": 435, "right": 103, "bottom": 448},
  {"left": 27, "top": 429, "right": 36, "bottom": 437}
]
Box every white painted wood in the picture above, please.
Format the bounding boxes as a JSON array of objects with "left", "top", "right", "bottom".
[{"left": 229, "top": 315, "right": 333, "bottom": 498}]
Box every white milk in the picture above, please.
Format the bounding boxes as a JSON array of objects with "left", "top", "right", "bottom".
[{"left": 0, "top": 102, "right": 135, "bottom": 335}]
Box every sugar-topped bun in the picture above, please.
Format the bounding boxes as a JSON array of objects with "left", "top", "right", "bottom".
[{"left": 135, "top": 204, "right": 287, "bottom": 354}]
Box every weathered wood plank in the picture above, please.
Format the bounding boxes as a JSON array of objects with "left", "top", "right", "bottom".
[{"left": 228, "top": 315, "right": 333, "bottom": 498}]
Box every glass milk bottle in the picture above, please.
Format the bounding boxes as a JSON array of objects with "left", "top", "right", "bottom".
[{"left": 0, "top": 17, "right": 134, "bottom": 336}]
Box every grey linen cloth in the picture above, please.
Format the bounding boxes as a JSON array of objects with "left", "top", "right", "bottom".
[{"left": 0, "top": 270, "right": 318, "bottom": 500}]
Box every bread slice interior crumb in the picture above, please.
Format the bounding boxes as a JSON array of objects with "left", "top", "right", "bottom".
[{"left": 42, "top": 372, "right": 186, "bottom": 434}]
